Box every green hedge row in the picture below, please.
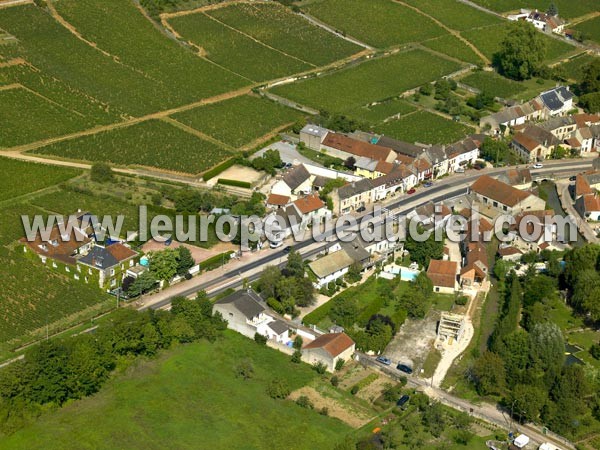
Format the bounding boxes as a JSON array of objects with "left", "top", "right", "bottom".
[
  {"left": 199, "top": 251, "right": 234, "bottom": 271},
  {"left": 217, "top": 178, "right": 251, "bottom": 189},
  {"left": 201, "top": 158, "right": 236, "bottom": 181},
  {"left": 351, "top": 373, "right": 379, "bottom": 394}
]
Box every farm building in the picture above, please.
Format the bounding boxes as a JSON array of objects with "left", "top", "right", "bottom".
[{"left": 470, "top": 175, "right": 545, "bottom": 216}]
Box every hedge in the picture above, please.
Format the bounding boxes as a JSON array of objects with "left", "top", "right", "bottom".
[
  {"left": 350, "top": 373, "right": 378, "bottom": 394},
  {"left": 199, "top": 251, "right": 234, "bottom": 271},
  {"left": 217, "top": 178, "right": 252, "bottom": 188},
  {"left": 201, "top": 158, "right": 237, "bottom": 181}
]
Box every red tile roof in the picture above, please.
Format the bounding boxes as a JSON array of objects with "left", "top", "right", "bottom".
[
  {"left": 106, "top": 243, "right": 137, "bottom": 262},
  {"left": 293, "top": 193, "right": 325, "bottom": 214},
  {"left": 322, "top": 133, "right": 395, "bottom": 162},
  {"left": 267, "top": 193, "right": 290, "bottom": 206},
  {"left": 513, "top": 132, "right": 541, "bottom": 153},
  {"left": 21, "top": 224, "right": 91, "bottom": 265},
  {"left": 471, "top": 175, "right": 531, "bottom": 207},
  {"left": 427, "top": 260, "right": 457, "bottom": 288},
  {"left": 303, "top": 332, "right": 355, "bottom": 357},
  {"left": 583, "top": 194, "right": 600, "bottom": 212},
  {"left": 576, "top": 175, "right": 593, "bottom": 197}
]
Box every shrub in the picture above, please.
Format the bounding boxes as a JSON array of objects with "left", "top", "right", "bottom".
[
  {"left": 254, "top": 332, "right": 267, "bottom": 345},
  {"left": 296, "top": 395, "right": 314, "bottom": 409},
  {"left": 199, "top": 251, "right": 234, "bottom": 271},
  {"left": 590, "top": 343, "right": 600, "bottom": 360},
  {"left": 330, "top": 375, "right": 339, "bottom": 387},
  {"left": 267, "top": 297, "right": 285, "bottom": 315},
  {"left": 350, "top": 385, "right": 359, "bottom": 395},
  {"left": 217, "top": 178, "right": 252, "bottom": 189},
  {"left": 335, "top": 358, "right": 345, "bottom": 371},
  {"left": 319, "top": 407, "right": 329, "bottom": 416},
  {"left": 291, "top": 350, "right": 302, "bottom": 364},
  {"left": 293, "top": 335, "right": 303, "bottom": 350},
  {"left": 313, "top": 361, "right": 328, "bottom": 374},
  {"left": 235, "top": 359, "right": 254, "bottom": 380},
  {"left": 455, "top": 295, "right": 469, "bottom": 306},
  {"left": 90, "top": 162, "right": 113, "bottom": 183},
  {"left": 267, "top": 378, "right": 290, "bottom": 399}
]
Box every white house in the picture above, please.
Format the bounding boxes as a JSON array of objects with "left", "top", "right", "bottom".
[
  {"left": 270, "top": 164, "right": 313, "bottom": 200},
  {"left": 538, "top": 86, "right": 574, "bottom": 117},
  {"left": 308, "top": 249, "right": 355, "bottom": 288}
]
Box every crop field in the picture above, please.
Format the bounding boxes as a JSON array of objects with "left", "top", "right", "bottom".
[
  {"left": 31, "top": 120, "right": 231, "bottom": 174},
  {"left": 463, "top": 22, "right": 576, "bottom": 62},
  {"left": 557, "top": 53, "right": 597, "bottom": 83},
  {"left": 422, "top": 34, "right": 484, "bottom": 65},
  {"left": 402, "top": 0, "right": 501, "bottom": 31},
  {"left": 468, "top": 0, "right": 599, "bottom": 19},
  {"left": 0, "top": 87, "right": 91, "bottom": 148},
  {"left": 345, "top": 98, "right": 417, "bottom": 123},
  {"left": 271, "top": 50, "right": 462, "bottom": 113},
  {"left": 167, "top": 12, "right": 309, "bottom": 82},
  {"left": 460, "top": 71, "right": 526, "bottom": 98},
  {"left": 0, "top": 157, "right": 80, "bottom": 202},
  {"left": 173, "top": 95, "right": 303, "bottom": 149},
  {"left": 0, "top": 202, "right": 49, "bottom": 247},
  {"left": 1, "top": 332, "right": 350, "bottom": 449},
  {"left": 573, "top": 16, "right": 600, "bottom": 45},
  {"left": 206, "top": 2, "right": 362, "bottom": 66},
  {"left": 303, "top": 0, "right": 446, "bottom": 48},
  {"left": 376, "top": 111, "right": 472, "bottom": 145}
]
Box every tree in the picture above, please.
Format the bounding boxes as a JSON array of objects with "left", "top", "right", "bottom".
[
  {"left": 313, "top": 361, "right": 327, "bottom": 374},
  {"left": 398, "top": 286, "right": 429, "bottom": 318},
  {"left": 235, "top": 359, "right": 254, "bottom": 380},
  {"left": 414, "top": 272, "right": 433, "bottom": 298},
  {"left": 176, "top": 246, "right": 195, "bottom": 277},
  {"left": 494, "top": 21, "right": 547, "bottom": 80},
  {"left": 529, "top": 322, "right": 565, "bottom": 387},
  {"left": 471, "top": 351, "right": 506, "bottom": 395},
  {"left": 404, "top": 226, "right": 444, "bottom": 267},
  {"left": 546, "top": 1, "right": 558, "bottom": 16},
  {"left": 467, "top": 91, "right": 494, "bottom": 110},
  {"left": 344, "top": 156, "right": 356, "bottom": 171},
  {"left": 330, "top": 295, "right": 359, "bottom": 327},
  {"left": 480, "top": 137, "right": 511, "bottom": 164},
  {"left": 296, "top": 395, "right": 314, "bottom": 409},
  {"left": 345, "top": 261, "right": 362, "bottom": 283},
  {"left": 254, "top": 332, "right": 267, "bottom": 345},
  {"left": 90, "top": 162, "right": 114, "bottom": 183},
  {"left": 149, "top": 249, "right": 179, "bottom": 282},
  {"left": 419, "top": 83, "right": 433, "bottom": 96},
  {"left": 509, "top": 384, "right": 548, "bottom": 423},
  {"left": 422, "top": 402, "right": 445, "bottom": 437},
  {"left": 125, "top": 271, "right": 157, "bottom": 297},
  {"left": 252, "top": 149, "right": 283, "bottom": 175},
  {"left": 285, "top": 249, "right": 304, "bottom": 278},
  {"left": 256, "top": 265, "right": 282, "bottom": 299},
  {"left": 335, "top": 358, "right": 345, "bottom": 371},
  {"left": 291, "top": 349, "right": 302, "bottom": 363},
  {"left": 571, "top": 269, "right": 600, "bottom": 320},
  {"left": 174, "top": 188, "right": 201, "bottom": 214},
  {"left": 267, "top": 378, "right": 290, "bottom": 399}
]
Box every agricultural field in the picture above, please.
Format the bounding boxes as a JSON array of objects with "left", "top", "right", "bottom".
[
  {"left": 0, "top": 157, "right": 80, "bottom": 202},
  {"left": 376, "top": 111, "right": 473, "bottom": 145},
  {"left": 402, "top": 0, "right": 501, "bottom": 31},
  {"left": 167, "top": 12, "right": 309, "bottom": 82},
  {"left": 556, "top": 53, "right": 597, "bottom": 83},
  {"left": 573, "top": 16, "right": 600, "bottom": 45},
  {"left": 271, "top": 49, "right": 462, "bottom": 113},
  {"left": 303, "top": 0, "right": 446, "bottom": 48},
  {"left": 206, "top": 2, "right": 362, "bottom": 66},
  {"left": 173, "top": 95, "right": 304, "bottom": 149},
  {"left": 468, "top": 0, "right": 599, "bottom": 19},
  {"left": 0, "top": 87, "right": 91, "bottom": 148},
  {"left": 0, "top": 332, "right": 350, "bottom": 449},
  {"left": 462, "top": 22, "right": 576, "bottom": 63},
  {"left": 31, "top": 120, "right": 231, "bottom": 174},
  {"left": 422, "top": 34, "right": 485, "bottom": 65},
  {"left": 460, "top": 70, "right": 526, "bottom": 98},
  {"left": 345, "top": 98, "right": 417, "bottom": 123}
]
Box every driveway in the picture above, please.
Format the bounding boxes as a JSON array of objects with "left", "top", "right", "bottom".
[{"left": 252, "top": 141, "right": 320, "bottom": 167}]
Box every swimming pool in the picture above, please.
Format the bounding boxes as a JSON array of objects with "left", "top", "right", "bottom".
[{"left": 400, "top": 268, "right": 420, "bottom": 282}]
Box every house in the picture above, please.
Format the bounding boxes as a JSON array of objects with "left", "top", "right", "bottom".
[
  {"left": 302, "top": 332, "right": 355, "bottom": 372},
  {"left": 539, "top": 115, "right": 577, "bottom": 140},
  {"left": 270, "top": 164, "right": 313, "bottom": 200},
  {"left": 354, "top": 157, "right": 398, "bottom": 179},
  {"left": 266, "top": 193, "right": 290, "bottom": 209},
  {"left": 526, "top": 10, "right": 565, "bottom": 34},
  {"left": 538, "top": 86, "right": 574, "bottom": 117},
  {"left": 269, "top": 204, "right": 303, "bottom": 240},
  {"left": 264, "top": 319, "right": 290, "bottom": 344},
  {"left": 497, "top": 245, "right": 524, "bottom": 262},
  {"left": 321, "top": 132, "right": 397, "bottom": 163},
  {"left": 479, "top": 99, "right": 545, "bottom": 134},
  {"left": 293, "top": 193, "right": 330, "bottom": 224},
  {"left": 460, "top": 242, "right": 488, "bottom": 287},
  {"left": 575, "top": 194, "right": 600, "bottom": 222},
  {"left": 470, "top": 175, "right": 545, "bottom": 216},
  {"left": 427, "top": 259, "right": 458, "bottom": 293},
  {"left": 308, "top": 249, "right": 355, "bottom": 288},
  {"left": 370, "top": 167, "right": 408, "bottom": 201},
  {"left": 445, "top": 137, "right": 480, "bottom": 172},
  {"left": 574, "top": 171, "right": 600, "bottom": 199},
  {"left": 438, "top": 312, "right": 466, "bottom": 343},
  {"left": 408, "top": 201, "right": 451, "bottom": 229},
  {"left": 22, "top": 222, "right": 93, "bottom": 266},
  {"left": 77, "top": 243, "right": 138, "bottom": 289},
  {"left": 497, "top": 168, "right": 532, "bottom": 190},
  {"left": 299, "top": 124, "right": 330, "bottom": 150},
  {"left": 330, "top": 178, "right": 374, "bottom": 215},
  {"left": 511, "top": 124, "right": 559, "bottom": 161}
]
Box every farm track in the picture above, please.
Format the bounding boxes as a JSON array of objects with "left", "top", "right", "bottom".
[
  {"left": 0, "top": 57, "right": 25, "bottom": 68},
  {"left": 392, "top": 0, "right": 491, "bottom": 65},
  {"left": 160, "top": 116, "right": 235, "bottom": 152},
  {"left": 160, "top": 0, "right": 269, "bottom": 19},
  {"left": 298, "top": 11, "right": 374, "bottom": 51},
  {"left": 238, "top": 121, "right": 296, "bottom": 152}
]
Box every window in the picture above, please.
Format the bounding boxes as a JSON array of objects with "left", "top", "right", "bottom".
[{"left": 110, "top": 268, "right": 115, "bottom": 276}]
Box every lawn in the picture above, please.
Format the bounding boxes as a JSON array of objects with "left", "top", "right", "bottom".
[
  {"left": 422, "top": 34, "right": 485, "bottom": 65},
  {"left": 0, "top": 87, "right": 92, "bottom": 148},
  {"left": 468, "top": 0, "right": 600, "bottom": 19},
  {"left": 172, "top": 95, "right": 304, "bottom": 149},
  {"left": 271, "top": 49, "right": 462, "bottom": 113},
  {"left": 460, "top": 71, "right": 527, "bottom": 98},
  {"left": 402, "top": 0, "right": 501, "bottom": 31},
  {"left": 303, "top": 0, "right": 446, "bottom": 48},
  {"left": 573, "top": 16, "right": 600, "bottom": 45},
  {"left": 345, "top": 98, "right": 417, "bottom": 124},
  {"left": 376, "top": 111, "right": 473, "bottom": 145},
  {"left": 31, "top": 119, "right": 232, "bottom": 174},
  {"left": 0, "top": 157, "right": 80, "bottom": 202},
  {"left": 0, "top": 332, "right": 350, "bottom": 449},
  {"left": 167, "top": 11, "right": 309, "bottom": 82},
  {"left": 206, "top": 2, "right": 362, "bottom": 66}
]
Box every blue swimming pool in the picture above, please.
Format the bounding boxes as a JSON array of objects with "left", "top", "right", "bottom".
[{"left": 400, "top": 268, "right": 420, "bottom": 282}]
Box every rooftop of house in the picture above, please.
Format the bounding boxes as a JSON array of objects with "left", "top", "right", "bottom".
[
  {"left": 282, "top": 164, "right": 311, "bottom": 191},
  {"left": 337, "top": 178, "right": 374, "bottom": 200},
  {"left": 340, "top": 240, "right": 371, "bottom": 263},
  {"left": 539, "top": 86, "right": 573, "bottom": 112},
  {"left": 513, "top": 132, "right": 542, "bottom": 153},
  {"left": 293, "top": 193, "right": 325, "bottom": 215},
  {"left": 267, "top": 193, "right": 290, "bottom": 206},
  {"left": 471, "top": 175, "right": 532, "bottom": 207},
  {"left": 312, "top": 175, "right": 332, "bottom": 188},
  {"left": 498, "top": 246, "right": 523, "bottom": 257},
  {"left": 273, "top": 204, "right": 303, "bottom": 229},
  {"left": 78, "top": 243, "right": 137, "bottom": 270},
  {"left": 574, "top": 113, "right": 600, "bottom": 129},
  {"left": 300, "top": 124, "right": 329, "bottom": 139},
  {"left": 497, "top": 168, "right": 532, "bottom": 186},
  {"left": 427, "top": 259, "right": 458, "bottom": 288},
  {"left": 308, "top": 249, "right": 355, "bottom": 279},
  {"left": 582, "top": 194, "right": 600, "bottom": 213},
  {"left": 539, "top": 115, "right": 576, "bottom": 131},
  {"left": 376, "top": 135, "right": 427, "bottom": 158},
  {"left": 267, "top": 319, "right": 289, "bottom": 335},
  {"left": 303, "top": 332, "right": 355, "bottom": 358},
  {"left": 576, "top": 174, "right": 593, "bottom": 197},
  {"left": 21, "top": 223, "right": 92, "bottom": 265},
  {"left": 214, "top": 289, "right": 265, "bottom": 319},
  {"left": 322, "top": 132, "right": 396, "bottom": 162}
]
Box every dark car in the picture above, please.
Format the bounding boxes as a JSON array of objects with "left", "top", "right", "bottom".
[
  {"left": 569, "top": 175, "right": 577, "bottom": 181},
  {"left": 396, "top": 395, "right": 410, "bottom": 409},
  {"left": 376, "top": 356, "right": 391, "bottom": 365},
  {"left": 396, "top": 363, "right": 413, "bottom": 375},
  {"left": 423, "top": 181, "right": 433, "bottom": 188},
  {"left": 356, "top": 206, "right": 366, "bottom": 213},
  {"left": 282, "top": 246, "right": 291, "bottom": 254},
  {"left": 407, "top": 188, "right": 416, "bottom": 194}
]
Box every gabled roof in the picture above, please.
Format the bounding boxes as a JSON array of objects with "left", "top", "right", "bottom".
[
  {"left": 215, "top": 289, "right": 265, "bottom": 319},
  {"left": 282, "top": 164, "right": 311, "bottom": 190},
  {"left": 337, "top": 178, "right": 373, "bottom": 200},
  {"left": 376, "top": 136, "right": 426, "bottom": 158},
  {"left": 308, "top": 250, "right": 355, "bottom": 278},
  {"left": 21, "top": 223, "right": 92, "bottom": 265},
  {"left": 574, "top": 113, "right": 600, "bottom": 129},
  {"left": 498, "top": 168, "right": 531, "bottom": 185},
  {"left": 340, "top": 240, "right": 371, "bottom": 263},
  {"left": 293, "top": 193, "right": 325, "bottom": 214},
  {"left": 513, "top": 132, "right": 541, "bottom": 153},
  {"left": 539, "top": 86, "right": 573, "bottom": 112},
  {"left": 78, "top": 243, "right": 137, "bottom": 270},
  {"left": 498, "top": 246, "right": 523, "bottom": 257},
  {"left": 576, "top": 174, "right": 593, "bottom": 197},
  {"left": 539, "top": 115, "right": 575, "bottom": 131},
  {"left": 427, "top": 260, "right": 457, "bottom": 288},
  {"left": 303, "top": 332, "right": 355, "bottom": 358},
  {"left": 267, "top": 193, "right": 290, "bottom": 206},
  {"left": 267, "top": 319, "right": 289, "bottom": 335},
  {"left": 322, "top": 133, "right": 396, "bottom": 162},
  {"left": 471, "top": 175, "right": 531, "bottom": 207},
  {"left": 582, "top": 194, "right": 600, "bottom": 213}
]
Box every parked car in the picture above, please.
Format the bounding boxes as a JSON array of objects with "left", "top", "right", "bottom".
[
  {"left": 423, "top": 181, "right": 433, "bottom": 188},
  {"left": 455, "top": 167, "right": 465, "bottom": 173},
  {"left": 532, "top": 163, "right": 543, "bottom": 169},
  {"left": 269, "top": 240, "right": 283, "bottom": 249},
  {"left": 376, "top": 356, "right": 392, "bottom": 365},
  {"left": 569, "top": 175, "right": 577, "bottom": 181},
  {"left": 282, "top": 246, "right": 292, "bottom": 254},
  {"left": 407, "top": 188, "right": 416, "bottom": 195},
  {"left": 356, "top": 205, "right": 366, "bottom": 213},
  {"left": 396, "top": 363, "right": 413, "bottom": 374},
  {"left": 396, "top": 395, "right": 410, "bottom": 409}
]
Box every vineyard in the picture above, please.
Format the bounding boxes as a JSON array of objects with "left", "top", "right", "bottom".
[
  {"left": 270, "top": 49, "right": 462, "bottom": 113},
  {"left": 303, "top": 0, "right": 446, "bottom": 48},
  {"left": 461, "top": 71, "right": 526, "bottom": 99},
  {"left": 402, "top": 0, "right": 502, "bottom": 31},
  {"left": 173, "top": 95, "right": 303, "bottom": 149},
  {"left": 31, "top": 120, "right": 231, "bottom": 174},
  {"left": 422, "top": 34, "right": 484, "bottom": 65},
  {"left": 468, "top": 0, "right": 599, "bottom": 19},
  {"left": 573, "top": 16, "right": 600, "bottom": 46},
  {"left": 345, "top": 98, "right": 417, "bottom": 124},
  {"left": 376, "top": 111, "right": 473, "bottom": 145}
]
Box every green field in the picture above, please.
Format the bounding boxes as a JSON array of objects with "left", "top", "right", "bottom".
[
  {"left": 377, "top": 111, "right": 473, "bottom": 145},
  {"left": 573, "top": 16, "right": 600, "bottom": 45},
  {"left": 346, "top": 98, "right": 417, "bottom": 123},
  {"left": 207, "top": 2, "right": 362, "bottom": 66},
  {"left": 0, "top": 332, "right": 350, "bottom": 449},
  {"left": 468, "top": 0, "right": 599, "bottom": 19},
  {"left": 173, "top": 95, "right": 304, "bottom": 148},
  {"left": 402, "top": 0, "right": 501, "bottom": 31},
  {"left": 271, "top": 50, "right": 462, "bottom": 113},
  {"left": 304, "top": 0, "right": 446, "bottom": 48},
  {"left": 31, "top": 120, "right": 231, "bottom": 174},
  {"left": 168, "top": 12, "right": 309, "bottom": 82},
  {"left": 463, "top": 22, "right": 576, "bottom": 62},
  {"left": 556, "top": 53, "right": 598, "bottom": 83},
  {"left": 422, "top": 34, "right": 485, "bottom": 65},
  {"left": 461, "top": 70, "right": 527, "bottom": 98}
]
